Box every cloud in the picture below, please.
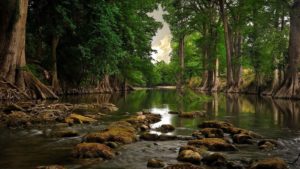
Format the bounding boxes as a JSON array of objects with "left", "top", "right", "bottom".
[{"left": 152, "top": 35, "right": 172, "bottom": 63}]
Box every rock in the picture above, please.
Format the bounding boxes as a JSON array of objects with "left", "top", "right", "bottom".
[
  {"left": 140, "top": 124, "right": 150, "bottom": 131},
  {"left": 156, "top": 124, "right": 175, "bottom": 133},
  {"left": 7, "top": 111, "right": 31, "bottom": 127},
  {"left": 164, "top": 164, "right": 205, "bottom": 169},
  {"left": 73, "top": 143, "right": 115, "bottom": 159},
  {"left": 199, "top": 120, "right": 234, "bottom": 129},
  {"left": 36, "top": 165, "right": 66, "bottom": 169},
  {"left": 188, "top": 138, "right": 238, "bottom": 151},
  {"left": 202, "top": 153, "right": 227, "bottom": 166},
  {"left": 197, "top": 128, "right": 224, "bottom": 138},
  {"left": 84, "top": 121, "right": 137, "bottom": 144},
  {"left": 140, "top": 133, "right": 177, "bottom": 141},
  {"left": 258, "top": 139, "right": 280, "bottom": 150},
  {"left": 168, "top": 111, "right": 180, "bottom": 114},
  {"left": 105, "top": 142, "right": 119, "bottom": 148},
  {"left": 233, "top": 133, "right": 253, "bottom": 144},
  {"left": 177, "top": 149, "right": 202, "bottom": 164},
  {"left": 250, "top": 157, "right": 288, "bottom": 169},
  {"left": 179, "top": 111, "right": 206, "bottom": 118},
  {"left": 3, "top": 104, "right": 25, "bottom": 113},
  {"left": 226, "top": 127, "right": 263, "bottom": 139},
  {"left": 53, "top": 129, "right": 79, "bottom": 137},
  {"left": 35, "top": 110, "right": 64, "bottom": 122},
  {"left": 179, "top": 145, "right": 208, "bottom": 156},
  {"left": 125, "top": 113, "right": 161, "bottom": 127},
  {"left": 147, "top": 158, "right": 165, "bottom": 168},
  {"left": 99, "top": 103, "right": 119, "bottom": 112},
  {"left": 65, "top": 113, "right": 97, "bottom": 124}
]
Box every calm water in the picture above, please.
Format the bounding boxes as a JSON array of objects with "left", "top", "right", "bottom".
[{"left": 1, "top": 89, "right": 300, "bottom": 169}]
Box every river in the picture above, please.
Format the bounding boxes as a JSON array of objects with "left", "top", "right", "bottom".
[{"left": 0, "top": 89, "right": 300, "bottom": 169}]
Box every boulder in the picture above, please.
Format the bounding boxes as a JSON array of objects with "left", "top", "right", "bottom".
[
  {"left": 250, "top": 157, "right": 288, "bottom": 169},
  {"left": 199, "top": 121, "right": 234, "bottom": 129},
  {"left": 233, "top": 133, "right": 253, "bottom": 144},
  {"left": 258, "top": 139, "right": 280, "bottom": 150},
  {"left": 197, "top": 128, "right": 224, "bottom": 138},
  {"left": 156, "top": 124, "right": 175, "bottom": 133},
  {"left": 147, "top": 158, "right": 165, "bottom": 168},
  {"left": 84, "top": 121, "right": 137, "bottom": 144},
  {"left": 177, "top": 150, "right": 202, "bottom": 164},
  {"left": 188, "top": 138, "right": 238, "bottom": 151},
  {"left": 202, "top": 153, "right": 227, "bottom": 166},
  {"left": 65, "top": 113, "right": 97, "bottom": 124},
  {"left": 73, "top": 143, "right": 115, "bottom": 159}
]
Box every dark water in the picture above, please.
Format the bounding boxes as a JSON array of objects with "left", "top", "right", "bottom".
[{"left": 1, "top": 89, "right": 300, "bottom": 169}]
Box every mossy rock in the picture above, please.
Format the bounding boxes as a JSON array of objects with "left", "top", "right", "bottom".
[
  {"left": 177, "top": 149, "right": 202, "bottom": 164},
  {"left": 84, "top": 122, "right": 137, "bottom": 144},
  {"left": 250, "top": 157, "right": 288, "bottom": 169},
  {"left": 65, "top": 113, "right": 97, "bottom": 124},
  {"left": 198, "top": 128, "right": 224, "bottom": 138},
  {"left": 73, "top": 143, "right": 115, "bottom": 159},
  {"left": 147, "top": 158, "right": 165, "bottom": 168},
  {"left": 199, "top": 121, "right": 234, "bottom": 129},
  {"left": 156, "top": 124, "right": 175, "bottom": 133},
  {"left": 188, "top": 138, "right": 238, "bottom": 151}
]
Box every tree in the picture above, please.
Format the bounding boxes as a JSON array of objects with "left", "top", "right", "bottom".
[
  {"left": 0, "top": 0, "right": 57, "bottom": 99},
  {"left": 275, "top": 0, "right": 300, "bottom": 99}
]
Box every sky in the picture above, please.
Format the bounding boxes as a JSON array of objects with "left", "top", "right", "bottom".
[{"left": 148, "top": 5, "right": 172, "bottom": 64}]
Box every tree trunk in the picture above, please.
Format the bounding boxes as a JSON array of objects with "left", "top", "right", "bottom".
[
  {"left": 275, "top": 0, "right": 300, "bottom": 99},
  {"left": 97, "top": 75, "right": 113, "bottom": 93},
  {"left": 219, "top": 0, "right": 234, "bottom": 91},
  {"left": 177, "top": 35, "right": 185, "bottom": 90},
  {"left": 51, "top": 35, "right": 60, "bottom": 93},
  {"left": 0, "top": 0, "right": 57, "bottom": 100}
]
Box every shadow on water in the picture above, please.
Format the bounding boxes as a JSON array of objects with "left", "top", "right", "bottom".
[{"left": 1, "top": 89, "right": 300, "bottom": 168}]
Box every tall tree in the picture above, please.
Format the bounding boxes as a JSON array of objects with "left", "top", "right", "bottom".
[
  {"left": 275, "top": 0, "right": 300, "bottom": 99},
  {"left": 0, "top": 0, "right": 57, "bottom": 99}
]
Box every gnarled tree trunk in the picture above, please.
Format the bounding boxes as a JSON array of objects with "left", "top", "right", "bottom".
[
  {"left": 274, "top": 0, "right": 300, "bottom": 99},
  {"left": 0, "top": 0, "right": 57, "bottom": 100}
]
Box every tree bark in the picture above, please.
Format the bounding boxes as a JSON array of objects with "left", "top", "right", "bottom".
[
  {"left": 0, "top": 0, "right": 57, "bottom": 100},
  {"left": 51, "top": 35, "right": 60, "bottom": 92},
  {"left": 274, "top": 0, "right": 300, "bottom": 99},
  {"left": 177, "top": 35, "right": 185, "bottom": 90},
  {"left": 219, "top": 0, "right": 234, "bottom": 91}
]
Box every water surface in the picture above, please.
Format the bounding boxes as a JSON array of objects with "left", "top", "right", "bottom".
[{"left": 1, "top": 89, "right": 300, "bottom": 169}]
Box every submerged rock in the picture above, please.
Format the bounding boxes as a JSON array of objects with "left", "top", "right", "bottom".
[
  {"left": 188, "top": 138, "right": 238, "bottom": 151},
  {"left": 65, "top": 113, "right": 97, "bottom": 124},
  {"left": 147, "top": 158, "right": 165, "bottom": 168},
  {"left": 73, "top": 143, "right": 115, "bottom": 159},
  {"left": 250, "top": 157, "right": 288, "bottom": 169},
  {"left": 164, "top": 164, "right": 205, "bottom": 169},
  {"left": 156, "top": 124, "right": 175, "bottom": 133},
  {"left": 177, "top": 149, "right": 202, "bottom": 164}
]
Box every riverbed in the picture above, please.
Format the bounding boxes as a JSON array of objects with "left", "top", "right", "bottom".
[{"left": 0, "top": 89, "right": 300, "bottom": 169}]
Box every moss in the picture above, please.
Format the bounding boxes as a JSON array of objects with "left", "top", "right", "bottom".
[
  {"left": 65, "top": 113, "right": 97, "bottom": 124},
  {"left": 188, "top": 138, "right": 238, "bottom": 151},
  {"left": 250, "top": 157, "right": 288, "bottom": 169},
  {"left": 199, "top": 128, "right": 224, "bottom": 138},
  {"left": 73, "top": 143, "right": 115, "bottom": 159},
  {"left": 177, "top": 150, "right": 202, "bottom": 164},
  {"left": 84, "top": 122, "right": 137, "bottom": 144}
]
